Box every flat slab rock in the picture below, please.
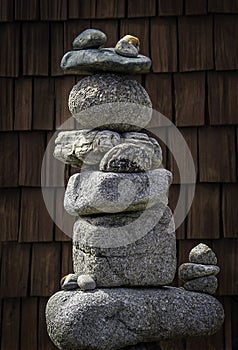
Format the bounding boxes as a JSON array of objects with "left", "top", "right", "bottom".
[
  {"left": 179, "top": 263, "right": 220, "bottom": 281},
  {"left": 64, "top": 169, "right": 172, "bottom": 216},
  {"left": 54, "top": 130, "right": 162, "bottom": 171},
  {"left": 61, "top": 48, "right": 151, "bottom": 75},
  {"left": 46, "top": 287, "right": 224, "bottom": 350},
  {"left": 73, "top": 205, "right": 176, "bottom": 286}
]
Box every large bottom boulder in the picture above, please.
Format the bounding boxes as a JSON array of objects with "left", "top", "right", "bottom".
[{"left": 46, "top": 287, "right": 224, "bottom": 350}]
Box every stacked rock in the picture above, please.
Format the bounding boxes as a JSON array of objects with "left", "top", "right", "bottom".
[
  {"left": 179, "top": 243, "right": 220, "bottom": 295},
  {"left": 46, "top": 29, "right": 224, "bottom": 350}
]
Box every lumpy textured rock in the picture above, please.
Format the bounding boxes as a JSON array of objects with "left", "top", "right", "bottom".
[
  {"left": 61, "top": 48, "right": 151, "bottom": 75},
  {"left": 54, "top": 130, "right": 162, "bottom": 171},
  {"left": 64, "top": 169, "right": 172, "bottom": 216},
  {"left": 72, "top": 29, "right": 107, "bottom": 49},
  {"left": 179, "top": 263, "right": 220, "bottom": 281},
  {"left": 73, "top": 206, "right": 176, "bottom": 286},
  {"left": 184, "top": 276, "right": 218, "bottom": 295},
  {"left": 46, "top": 287, "right": 225, "bottom": 350},
  {"left": 68, "top": 73, "right": 152, "bottom": 131},
  {"left": 189, "top": 243, "right": 218, "bottom": 265}
]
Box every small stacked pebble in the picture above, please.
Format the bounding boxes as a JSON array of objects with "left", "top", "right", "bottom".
[
  {"left": 179, "top": 243, "right": 220, "bottom": 295},
  {"left": 46, "top": 29, "right": 224, "bottom": 350}
]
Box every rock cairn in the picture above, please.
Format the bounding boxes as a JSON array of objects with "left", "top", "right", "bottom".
[
  {"left": 46, "top": 29, "right": 224, "bottom": 350},
  {"left": 179, "top": 243, "right": 220, "bottom": 295}
]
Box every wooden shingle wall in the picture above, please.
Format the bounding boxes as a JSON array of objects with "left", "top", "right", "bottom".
[{"left": 0, "top": 0, "right": 238, "bottom": 349}]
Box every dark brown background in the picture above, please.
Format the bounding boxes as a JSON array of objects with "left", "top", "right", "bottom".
[{"left": 0, "top": 0, "right": 238, "bottom": 349}]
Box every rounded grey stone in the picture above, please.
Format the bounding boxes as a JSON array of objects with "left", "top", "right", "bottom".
[
  {"left": 64, "top": 169, "right": 172, "bottom": 216},
  {"left": 73, "top": 205, "right": 176, "bottom": 286},
  {"left": 61, "top": 48, "right": 151, "bottom": 75},
  {"left": 72, "top": 29, "right": 107, "bottom": 49},
  {"left": 179, "top": 263, "right": 220, "bottom": 281},
  {"left": 184, "top": 275, "right": 218, "bottom": 295},
  {"left": 68, "top": 74, "right": 152, "bottom": 131},
  {"left": 77, "top": 274, "right": 96, "bottom": 291},
  {"left": 115, "top": 40, "right": 139, "bottom": 57},
  {"left": 189, "top": 243, "right": 218, "bottom": 265},
  {"left": 61, "top": 273, "right": 78, "bottom": 290},
  {"left": 46, "top": 287, "right": 224, "bottom": 350}
]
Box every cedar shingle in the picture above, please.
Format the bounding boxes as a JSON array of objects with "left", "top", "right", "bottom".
[
  {"left": 214, "top": 15, "right": 238, "bottom": 70},
  {"left": 168, "top": 127, "right": 198, "bottom": 184},
  {"left": 128, "top": 0, "right": 155, "bottom": 17},
  {"left": 0, "top": 189, "right": 20, "bottom": 242},
  {"left": 55, "top": 189, "right": 74, "bottom": 242},
  {"left": 120, "top": 19, "right": 149, "bottom": 56},
  {"left": 0, "top": 243, "right": 30, "bottom": 297},
  {"left": 213, "top": 239, "right": 238, "bottom": 295},
  {"left": 0, "top": 0, "right": 13, "bottom": 21},
  {"left": 187, "top": 184, "right": 220, "bottom": 239},
  {"left": 55, "top": 77, "right": 75, "bottom": 128},
  {"left": 19, "top": 132, "right": 45, "bottom": 186},
  {"left": 208, "top": 72, "right": 238, "bottom": 125},
  {"left": 96, "top": 0, "right": 125, "bottom": 18},
  {"left": 19, "top": 188, "right": 54, "bottom": 242},
  {"left": 91, "top": 20, "right": 119, "bottom": 47},
  {"left": 145, "top": 73, "right": 172, "bottom": 119},
  {"left": 186, "top": 331, "right": 224, "bottom": 350},
  {"left": 222, "top": 184, "right": 238, "bottom": 238},
  {"left": 224, "top": 297, "right": 233, "bottom": 350},
  {"left": 43, "top": 132, "right": 66, "bottom": 188},
  {"left": 62, "top": 242, "right": 73, "bottom": 276},
  {"left": 0, "top": 23, "right": 19, "bottom": 77},
  {"left": 38, "top": 298, "right": 58, "bottom": 349},
  {"left": 150, "top": 17, "right": 177, "bottom": 72},
  {"left": 158, "top": 0, "right": 183, "bottom": 15},
  {"left": 22, "top": 23, "right": 49, "bottom": 76},
  {"left": 31, "top": 243, "right": 60, "bottom": 296},
  {"left": 40, "top": 0, "right": 67, "bottom": 20},
  {"left": 0, "top": 78, "right": 14, "bottom": 130},
  {"left": 198, "top": 126, "right": 236, "bottom": 182},
  {"left": 64, "top": 20, "right": 91, "bottom": 52},
  {"left": 174, "top": 72, "right": 205, "bottom": 126},
  {"left": 185, "top": 0, "right": 207, "bottom": 14},
  {"left": 21, "top": 298, "right": 38, "bottom": 350},
  {"left": 169, "top": 184, "right": 185, "bottom": 239},
  {"left": 33, "top": 78, "right": 54, "bottom": 130},
  {"left": 1, "top": 299, "right": 20, "bottom": 349},
  {"left": 51, "top": 23, "right": 64, "bottom": 76},
  {"left": 159, "top": 339, "right": 186, "bottom": 349},
  {"left": 208, "top": 0, "right": 238, "bottom": 13},
  {"left": 178, "top": 16, "right": 213, "bottom": 71},
  {"left": 0, "top": 132, "right": 18, "bottom": 187},
  {"left": 68, "top": 0, "right": 96, "bottom": 19},
  {"left": 15, "top": 0, "right": 39, "bottom": 20},
  {"left": 14, "top": 78, "right": 32, "bottom": 130},
  {"left": 231, "top": 296, "right": 238, "bottom": 348}
]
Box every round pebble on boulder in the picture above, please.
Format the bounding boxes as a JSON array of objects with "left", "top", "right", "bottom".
[
  {"left": 68, "top": 73, "right": 152, "bottom": 131},
  {"left": 115, "top": 40, "right": 139, "bottom": 58},
  {"left": 77, "top": 274, "right": 96, "bottom": 291},
  {"left": 189, "top": 243, "right": 218, "bottom": 265},
  {"left": 73, "top": 29, "right": 107, "bottom": 49}
]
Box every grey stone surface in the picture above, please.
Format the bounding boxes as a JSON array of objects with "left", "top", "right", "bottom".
[
  {"left": 179, "top": 263, "right": 220, "bottom": 281},
  {"left": 73, "top": 29, "right": 107, "bottom": 49},
  {"left": 54, "top": 130, "right": 162, "bottom": 171},
  {"left": 73, "top": 206, "right": 176, "bottom": 286},
  {"left": 77, "top": 274, "right": 96, "bottom": 291},
  {"left": 68, "top": 74, "right": 152, "bottom": 131},
  {"left": 46, "top": 287, "right": 225, "bottom": 350},
  {"left": 189, "top": 243, "right": 218, "bottom": 265},
  {"left": 115, "top": 40, "right": 139, "bottom": 57},
  {"left": 61, "top": 273, "right": 78, "bottom": 290},
  {"left": 184, "top": 276, "right": 218, "bottom": 295},
  {"left": 61, "top": 48, "right": 151, "bottom": 75},
  {"left": 64, "top": 169, "right": 172, "bottom": 216}
]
